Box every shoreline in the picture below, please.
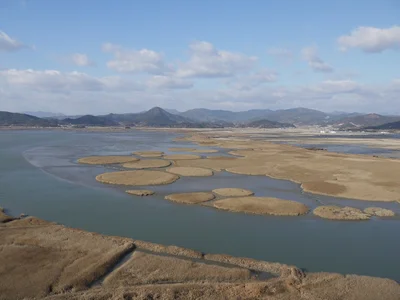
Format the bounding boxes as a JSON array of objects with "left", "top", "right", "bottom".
[{"left": 0, "top": 210, "right": 399, "bottom": 299}]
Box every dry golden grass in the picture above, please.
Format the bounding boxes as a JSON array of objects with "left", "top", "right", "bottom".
[
  {"left": 0, "top": 217, "right": 134, "bottom": 299},
  {"left": 1, "top": 213, "right": 399, "bottom": 300},
  {"left": 132, "top": 151, "right": 164, "bottom": 158},
  {"left": 165, "top": 192, "right": 215, "bottom": 204},
  {"left": 212, "top": 188, "right": 254, "bottom": 197},
  {"left": 163, "top": 154, "right": 202, "bottom": 160},
  {"left": 122, "top": 159, "right": 171, "bottom": 169},
  {"left": 103, "top": 251, "right": 252, "bottom": 287},
  {"left": 126, "top": 189, "right": 155, "bottom": 196},
  {"left": 0, "top": 207, "right": 14, "bottom": 223},
  {"left": 364, "top": 207, "right": 395, "bottom": 217},
  {"left": 78, "top": 156, "right": 139, "bottom": 165},
  {"left": 96, "top": 170, "right": 179, "bottom": 186},
  {"left": 166, "top": 166, "right": 213, "bottom": 177},
  {"left": 213, "top": 197, "right": 309, "bottom": 216},
  {"left": 313, "top": 206, "right": 370, "bottom": 220},
  {"left": 175, "top": 134, "right": 400, "bottom": 202}
]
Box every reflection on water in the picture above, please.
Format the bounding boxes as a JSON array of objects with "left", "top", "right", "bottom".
[{"left": 0, "top": 129, "right": 399, "bottom": 281}]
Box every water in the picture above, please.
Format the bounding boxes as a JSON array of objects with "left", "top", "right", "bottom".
[{"left": 0, "top": 130, "right": 399, "bottom": 281}]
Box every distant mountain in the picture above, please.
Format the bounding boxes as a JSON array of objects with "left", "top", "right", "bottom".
[
  {"left": 103, "top": 107, "right": 196, "bottom": 127},
  {"left": 243, "top": 119, "right": 295, "bottom": 128},
  {"left": 164, "top": 108, "right": 181, "bottom": 115},
  {"left": 178, "top": 107, "right": 330, "bottom": 125},
  {"left": 331, "top": 113, "right": 400, "bottom": 129},
  {"left": 0, "top": 111, "right": 58, "bottom": 127},
  {"left": 23, "top": 111, "right": 66, "bottom": 118},
  {"left": 61, "top": 115, "right": 119, "bottom": 126},
  {"left": 365, "top": 121, "right": 400, "bottom": 130}
]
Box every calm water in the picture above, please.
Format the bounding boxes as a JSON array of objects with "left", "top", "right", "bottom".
[{"left": 1, "top": 130, "right": 399, "bottom": 281}]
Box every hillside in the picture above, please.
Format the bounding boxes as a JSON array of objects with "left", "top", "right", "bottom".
[
  {"left": 332, "top": 113, "right": 400, "bottom": 129},
  {"left": 243, "top": 119, "right": 295, "bottom": 128},
  {"left": 365, "top": 121, "right": 400, "bottom": 130},
  {"left": 0, "top": 111, "right": 58, "bottom": 127},
  {"left": 61, "top": 115, "right": 119, "bottom": 126},
  {"left": 178, "top": 107, "right": 330, "bottom": 125}
]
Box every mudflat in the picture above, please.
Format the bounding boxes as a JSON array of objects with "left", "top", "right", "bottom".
[
  {"left": 174, "top": 133, "right": 400, "bottom": 202},
  {"left": 126, "top": 189, "right": 155, "bottom": 196},
  {"left": 132, "top": 151, "right": 164, "bottom": 157},
  {"left": 96, "top": 170, "right": 179, "bottom": 186},
  {"left": 212, "top": 188, "right": 254, "bottom": 197},
  {"left": 123, "top": 159, "right": 171, "bottom": 169},
  {"left": 313, "top": 206, "right": 370, "bottom": 220},
  {"left": 1, "top": 210, "right": 399, "bottom": 300},
  {"left": 165, "top": 192, "right": 215, "bottom": 204},
  {"left": 167, "top": 166, "right": 214, "bottom": 177},
  {"left": 213, "top": 197, "right": 309, "bottom": 216},
  {"left": 78, "top": 156, "right": 139, "bottom": 165}
]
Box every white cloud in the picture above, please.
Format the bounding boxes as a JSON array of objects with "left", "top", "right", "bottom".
[
  {"left": 338, "top": 26, "right": 400, "bottom": 53},
  {"left": 302, "top": 46, "right": 334, "bottom": 73},
  {"left": 176, "top": 41, "right": 257, "bottom": 78},
  {"left": 267, "top": 48, "right": 293, "bottom": 61},
  {"left": 0, "top": 30, "right": 27, "bottom": 52},
  {"left": 0, "top": 69, "right": 143, "bottom": 92},
  {"left": 227, "top": 69, "right": 278, "bottom": 90},
  {"left": 68, "top": 53, "right": 95, "bottom": 67},
  {"left": 103, "top": 43, "right": 169, "bottom": 74},
  {"left": 146, "top": 75, "right": 193, "bottom": 90}
]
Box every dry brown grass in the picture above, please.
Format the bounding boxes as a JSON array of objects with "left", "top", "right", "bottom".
[
  {"left": 313, "top": 206, "right": 370, "bottom": 220},
  {"left": 175, "top": 133, "right": 400, "bottom": 202},
  {"left": 165, "top": 192, "right": 215, "bottom": 204},
  {"left": 78, "top": 156, "right": 139, "bottom": 165},
  {"left": 132, "top": 151, "right": 164, "bottom": 158},
  {"left": 126, "top": 190, "right": 155, "bottom": 196},
  {"left": 213, "top": 197, "right": 309, "bottom": 216},
  {"left": 96, "top": 170, "right": 179, "bottom": 186},
  {"left": 123, "top": 159, "right": 171, "bottom": 169},
  {"left": 1, "top": 214, "right": 399, "bottom": 300},
  {"left": 212, "top": 188, "right": 254, "bottom": 197},
  {"left": 103, "top": 251, "right": 252, "bottom": 287},
  {"left": 166, "top": 167, "right": 213, "bottom": 177},
  {"left": 163, "top": 154, "right": 202, "bottom": 160},
  {"left": 364, "top": 207, "right": 395, "bottom": 217}
]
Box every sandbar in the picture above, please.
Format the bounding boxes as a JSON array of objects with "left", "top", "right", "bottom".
[
  {"left": 123, "top": 159, "right": 171, "bottom": 169},
  {"left": 212, "top": 188, "right": 254, "bottom": 197},
  {"left": 96, "top": 170, "right": 179, "bottom": 186},
  {"left": 133, "top": 151, "right": 164, "bottom": 158},
  {"left": 163, "top": 154, "right": 202, "bottom": 160},
  {"left": 78, "top": 155, "right": 139, "bottom": 165},
  {"left": 165, "top": 192, "right": 215, "bottom": 204},
  {"left": 213, "top": 197, "right": 309, "bottom": 216},
  {"left": 313, "top": 206, "right": 370, "bottom": 220},
  {"left": 1, "top": 210, "right": 399, "bottom": 299},
  {"left": 126, "top": 189, "right": 155, "bottom": 196},
  {"left": 364, "top": 207, "right": 395, "bottom": 217},
  {"left": 166, "top": 166, "right": 213, "bottom": 177},
  {"left": 177, "top": 133, "right": 400, "bottom": 202},
  {"left": 169, "top": 147, "right": 218, "bottom": 153}
]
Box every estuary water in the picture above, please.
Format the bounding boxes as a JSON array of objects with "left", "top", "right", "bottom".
[{"left": 0, "top": 129, "right": 399, "bottom": 281}]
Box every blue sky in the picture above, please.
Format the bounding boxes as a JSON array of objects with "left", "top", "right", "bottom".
[{"left": 0, "top": 0, "right": 399, "bottom": 114}]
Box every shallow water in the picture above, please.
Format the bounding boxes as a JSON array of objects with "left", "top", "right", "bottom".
[{"left": 1, "top": 130, "right": 399, "bottom": 281}]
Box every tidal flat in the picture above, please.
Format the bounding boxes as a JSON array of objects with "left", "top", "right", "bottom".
[{"left": 1, "top": 129, "right": 400, "bottom": 283}]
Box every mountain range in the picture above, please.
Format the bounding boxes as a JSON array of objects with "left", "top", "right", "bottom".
[{"left": 1, "top": 107, "right": 400, "bottom": 130}]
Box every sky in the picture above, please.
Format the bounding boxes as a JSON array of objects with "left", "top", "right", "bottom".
[{"left": 0, "top": 0, "right": 399, "bottom": 115}]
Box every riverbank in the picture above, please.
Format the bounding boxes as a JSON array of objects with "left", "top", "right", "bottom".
[{"left": 0, "top": 210, "right": 399, "bottom": 300}]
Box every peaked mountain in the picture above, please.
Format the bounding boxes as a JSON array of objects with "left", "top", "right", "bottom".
[
  {"left": 0, "top": 111, "right": 58, "bottom": 127},
  {"left": 331, "top": 113, "right": 400, "bottom": 129},
  {"left": 244, "top": 119, "right": 295, "bottom": 128},
  {"left": 104, "top": 107, "right": 194, "bottom": 127},
  {"left": 61, "top": 115, "right": 119, "bottom": 126}
]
